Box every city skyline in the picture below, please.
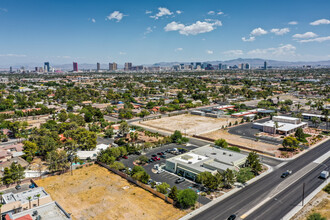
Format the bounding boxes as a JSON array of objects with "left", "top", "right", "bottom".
[{"left": 0, "top": 0, "right": 330, "bottom": 66}]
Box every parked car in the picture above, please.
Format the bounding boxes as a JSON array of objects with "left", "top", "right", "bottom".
[
  {"left": 122, "top": 155, "right": 128, "bottom": 159},
  {"left": 29, "top": 183, "right": 35, "bottom": 189},
  {"left": 157, "top": 152, "right": 163, "bottom": 156},
  {"left": 147, "top": 179, "right": 154, "bottom": 185},
  {"left": 157, "top": 169, "right": 165, "bottom": 174},
  {"left": 319, "top": 170, "right": 329, "bottom": 179},
  {"left": 281, "top": 170, "right": 292, "bottom": 178},
  {"left": 160, "top": 155, "right": 166, "bottom": 159},
  {"left": 135, "top": 151, "right": 141, "bottom": 155},
  {"left": 151, "top": 154, "right": 157, "bottom": 157},
  {"left": 153, "top": 157, "right": 160, "bottom": 161},
  {"left": 15, "top": 184, "right": 21, "bottom": 190},
  {"left": 175, "top": 177, "right": 185, "bottom": 184}
]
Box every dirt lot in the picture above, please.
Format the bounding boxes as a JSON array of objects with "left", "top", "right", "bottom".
[
  {"left": 202, "top": 129, "right": 280, "bottom": 156},
  {"left": 291, "top": 190, "right": 330, "bottom": 220},
  {"left": 141, "top": 114, "right": 240, "bottom": 135},
  {"left": 36, "top": 165, "right": 186, "bottom": 220}
]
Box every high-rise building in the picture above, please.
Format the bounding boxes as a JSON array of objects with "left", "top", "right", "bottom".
[
  {"left": 44, "top": 62, "right": 50, "bottom": 72},
  {"left": 35, "top": 67, "right": 38, "bottom": 72},
  {"left": 9, "top": 66, "right": 13, "bottom": 73},
  {"left": 73, "top": 62, "right": 78, "bottom": 72},
  {"left": 264, "top": 61, "right": 267, "bottom": 70},
  {"left": 97, "top": 62, "right": 100, "bottom": 71},
  {"left": 218, "top": 63, "right": 222, "bottom": 70},
  {"left": 245, "top": 63, "right": 250, "bottom": 70},
  {"left": 124, "top": 62, "right": 132, "bottom": 71},
  {"left": 109, "top": 62, "right": 118, "bottom": 71}
]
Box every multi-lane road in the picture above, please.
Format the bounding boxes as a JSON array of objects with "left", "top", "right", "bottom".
[{"left": 190, "top": 139, "right": 330, "bottom": 220}]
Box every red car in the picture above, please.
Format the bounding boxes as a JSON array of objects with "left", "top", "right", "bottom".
[
  {"left": 157, "top": 152, "right": 163, "bottom": 156},
  {"left": 155, "top": 157, "right": 160, "bottom": 161},
  {"left": 122, "top": 155, "right": 128, "bottom": 159}
]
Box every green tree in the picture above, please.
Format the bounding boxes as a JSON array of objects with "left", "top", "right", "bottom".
[
  {"left": 58, "top": 110, "right": 68, "bottom": 122},
  {"left": 27, "top": 196, "right": 32, "bottom": 209},
  {"left": 156, "top": 182, "right": 170, "bottom": 194},
  {"left": 236, "top": 167, "right": 254, "bottom": 184},
  {"left": 169, "top": 186, "right": 178, "bottom": 201},
  {"left": 2, "top": 167, "right": 14, "bottom": 185},
  {"left": 282, "top": 136, "right": 300, "bottom": 150},
  {"left": 119, "top": 121, "right": 130, "bottom": 135},
  {"left": 196, "top": 171, "right": 218, "bottom": 190},
  {"left": 307, "top": 213, "right": 326, "bottom": 220},
  {"left": 177, "top": 189, "right": 198, "bottom": 209},
  {"left": 221, "top": 169, "right": 235, "bottom": 189},
  {"left": 170, "top": 130, "right": 189, "bottom": 144},
  {"left": 246, "top": 152, "right": 262, "bottom": 175},
  {"left": 214, "top": 139, "right": 228, "bottom": 148},
  {"left": 137, "top": 155, "right": 149, "bottom": 164},
  {"left": 22, "top": 141, "right": 38, "bottom": 163},
  {"left": 104, "top": 128, "right": 114, "bottom": 138},
  {"left": 311, "top": 117, "right": 321, "bottom": 128},
  {"left": 109, "top": 162, "right": 125, "bottom": 170},
  {"left": 295, "top": 127, "right": 306, "bottom": 142}
]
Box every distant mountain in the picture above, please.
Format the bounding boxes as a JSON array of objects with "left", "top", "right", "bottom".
[{"left": 153, "top": 58, "right": 330, "bottom": 67}]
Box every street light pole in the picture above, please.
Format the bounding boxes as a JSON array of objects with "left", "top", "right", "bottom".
[{"left": 302, "top": 182, "right": 305, "bottom": 206}]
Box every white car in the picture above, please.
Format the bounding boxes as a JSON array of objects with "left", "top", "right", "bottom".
[{"left": 157, "top": 169, "right": 165, "bottom": 174}]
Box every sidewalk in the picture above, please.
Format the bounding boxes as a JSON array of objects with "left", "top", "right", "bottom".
[{"left": 179, "top": 164, "right": 273, "bottom": 220}]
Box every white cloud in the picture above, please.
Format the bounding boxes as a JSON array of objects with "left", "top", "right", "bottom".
[
  {"left": 293, "top": 32, "right": 318, "bottom": 39},
  {"left": 91, "top": 18, "right": 96, "bottom": 23},
  {"left": 223, "top": 50, "right": 243, "bottom": 56},
  {"left": 217, "top": 11, "right": 224, "bottom": 15},
  {"left": 208, "top": 11, "right": 215, "bottom": 15},
  {"left": 298, "top": 36, "right": 330, "bottom": 43},
  {"left": 288, "top": 21, "right": 298, "bottom": 25},
  {"left": 119, "top": 51, "right": 126, "bottom": 55},
  {"left": 175, "top": 48, "right": 183, "bottom": 52},
  {"left": 251, "top": 27, "right": 268, "bottom": 36},
  {"left": 270, "top": 28, "right": 290, "bottom": 35},
  {"left": 176, "top": 10, "right": 182, "bottom": 14},
  {"left": 242, "top": 27, "right": 267, "bottom": 42},
  {"left": 150, "top": 7, "right": 173, "bottom": 19},
  {"left": 242, "top": 36, "right": 255, "bottom": 42},
  {"left": 106, "top": 11, "right": 125, "bottom": 22},
  {"left": 310, "top": 19, "right": 330, "bottom": 26},
  {"left": 144, "top": 27, "right": 153, "bottom": 35},
  {"left": 0, "top": 8, "right": 7, "bottom": 13},
  {"left": 248, "top": 44, "right": 296, "bottom": 56},
  {"left": 206, "top": 50, "right": 214, "bottom": 54},
  {"left": 145, "top": 10, "right": 152, "bottom": 14},
  {"left": 164, "top": 20, "right": 222, "bottom": 35},
  {"left": 0, "top": 54, "right": 26, "bottom": 57}
]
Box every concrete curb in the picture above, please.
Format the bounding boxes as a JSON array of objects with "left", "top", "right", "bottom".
[
  {"left": 282, "top": 178, "right": 329, "bottom": 220},
  {"left": 179, "top": 164, "right": 273, "bottom": 220}
]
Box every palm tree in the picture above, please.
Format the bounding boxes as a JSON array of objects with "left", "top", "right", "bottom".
[
  {"left": 0, "top": 192, "right": 3, "bottom": 204},
  {"left": 27, "top": 196, "right": 32, "bottom": 209},
  {"left": 0, "top": 204, "right": 2, "bottom": 217},
  {"left": 36, "top": 194, "right": 40, "bottom": 206}
]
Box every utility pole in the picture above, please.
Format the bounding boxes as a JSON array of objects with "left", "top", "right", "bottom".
[{"left": 302, "top": 182, "right": 305, "bottom": 206}]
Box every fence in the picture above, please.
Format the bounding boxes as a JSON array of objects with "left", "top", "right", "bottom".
[{"left": 96, "top": 161, "right": 174, "bottom": 204}]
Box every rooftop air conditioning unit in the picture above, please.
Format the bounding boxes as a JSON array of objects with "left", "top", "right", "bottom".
[
  {"left": 223, "top": 152, "right": 226, "bottom": 155},
  {"left": 229, "top": 154, "right": 232, "bottom": 156},
  {"left": 188, "top": 161, "right": 192, "bottom": 164}
]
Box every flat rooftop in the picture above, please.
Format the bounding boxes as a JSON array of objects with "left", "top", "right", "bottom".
[
  {"left": 10, "top": 201, "right": 71, "bottom": 220},
  {"left": 3, "top": 187, "right": 48, "bottom": 205},
  {"left": 167, "top": 145, "right": 247, "bottom": 173},
  {"left": 255, "top": 121, "right": 307, "bottom": 132}
]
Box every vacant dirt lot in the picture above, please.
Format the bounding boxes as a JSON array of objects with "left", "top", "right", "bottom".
[
  {"left": 292, "top": 190, "right": 330, "bottom": 220},
  {"left": 36, "top": 165, "right": 185, "bottom": 220},
  {"left": 141, "top": 114, "right": 240, "bottom": 135},
  {"left": 202, "top": 129, "right": 280, "bottom": 156}
]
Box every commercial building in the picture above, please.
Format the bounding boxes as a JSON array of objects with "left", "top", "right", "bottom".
[
  {"left": 165, "top": 145, "right": 247, "bottom": 181},
  {"left": 44, "top": 62, "right": 50, "bottom": 72},
  {"left": 73, "top": 62, "right": 78, "bottom": 72},
  {"left": 253, "top": 116, "right": 308, "bottom": 136},
  {"left": 264, "top": 61, "right": 267, "bottom": 70},
  {"left": 109, "top": 62, "right": 117, "bottom": 71},
  {"left": 124, "top": 62, "right": 132, "bottom": 71},
  {"left": 96, "top": 62, "right": 100, "bottom": 71}
]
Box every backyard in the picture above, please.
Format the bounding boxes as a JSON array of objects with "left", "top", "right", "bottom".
[{"left": 35, "top": 164, "right": 186, "bottom": 220}]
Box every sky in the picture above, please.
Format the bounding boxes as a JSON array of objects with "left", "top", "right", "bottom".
[{"left": 0, "top": 0, "right": 330, "bottom": 66}]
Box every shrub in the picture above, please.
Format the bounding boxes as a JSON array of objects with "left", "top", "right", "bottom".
[{"left": 323, "top": 183, "right": 330, "bottom": 194}]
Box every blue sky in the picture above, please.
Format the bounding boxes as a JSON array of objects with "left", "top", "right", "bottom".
[{"left": 1, "top": 0, "right": 330, "bottom": 66}]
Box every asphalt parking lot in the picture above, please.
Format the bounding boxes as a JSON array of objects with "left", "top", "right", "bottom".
[
  {"left": 0, "top": 183, "right": 32, "bottom": 195},
  {"left": 228, "top": 118, "right": 283, "bottom": 145},
  {"left": 119, "top": 143, "right": 211, "bottom": 204}
]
